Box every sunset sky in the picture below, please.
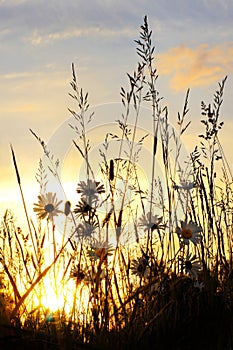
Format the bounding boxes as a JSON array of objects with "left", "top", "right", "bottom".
[{"left": 0, "top": 0, "right": 233, "bottom": 228}]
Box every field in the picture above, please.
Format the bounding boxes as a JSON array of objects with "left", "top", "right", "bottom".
[{"left": 0, "top": 17, "right": 233, "bottom": 350}]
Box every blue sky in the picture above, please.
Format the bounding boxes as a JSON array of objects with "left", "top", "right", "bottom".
[{"left": 0, "top": 0, "right": 233, "bottom": 223}]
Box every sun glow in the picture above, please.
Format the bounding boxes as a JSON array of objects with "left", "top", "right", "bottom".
[{"left": 39, "top": 276, "right": 69, "bottom": 313}]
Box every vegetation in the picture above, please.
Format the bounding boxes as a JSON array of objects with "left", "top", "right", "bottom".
[{"left": 0, "top": 16, "right": 233, "bottom": 350}]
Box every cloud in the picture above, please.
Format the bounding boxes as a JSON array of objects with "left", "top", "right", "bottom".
[
  {"left": 0, "top": 0, "right": 28, "bottom": 5},
  {"left": 0, "top": 68, "right": 69, "bottom": 85},
  {"left": 25, "top": 26, "right": 136, "bottom": 46},
  {"left": 157, "top": 43, "right": 233, "bottom": 90},
  {"left": 0, "top": 71, "right": 37, "bottom": 79}
]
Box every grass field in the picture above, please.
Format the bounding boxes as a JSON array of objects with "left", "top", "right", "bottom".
[{"left": 0, "top": 16, "right": 233, "bottom": 350}]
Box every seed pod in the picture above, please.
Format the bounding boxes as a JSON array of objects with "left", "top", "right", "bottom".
[
  {"left": 64, "top": 201, "right": 71, "bottom": 216},
  {"left": 109, "top": 159, "right": 114, "bottom": 181}
]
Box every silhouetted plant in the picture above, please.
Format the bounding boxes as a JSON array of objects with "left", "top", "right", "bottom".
[{"left": 0, "top": 15, "right": 232, "bottom": 350}]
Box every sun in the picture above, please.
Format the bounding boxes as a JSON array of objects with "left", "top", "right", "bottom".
[
  {"left": 36, "top": 272, "right": 91, "bottom": 322},
  {"left": 39, "top": 277, "right": 65, "bottom": 312}
]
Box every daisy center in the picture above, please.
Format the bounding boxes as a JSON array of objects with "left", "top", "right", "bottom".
[
  {"left": 182, "top": 228, "right": 193, "bottom": 239},
  {"left": 87, "top": 189, "right": 96, "bottom": 196},
  {"left": 185, "top": 260, "right": 193, "bottom": 270},
  {"left": 137, "top": 263, "right": 145, "bottom": 273},
  {"left": 45, "top": 203, "right": 55, "bottom": 213}
]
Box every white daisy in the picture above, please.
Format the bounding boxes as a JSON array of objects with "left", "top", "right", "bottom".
[
  {"left": 139, "top": 212, "right": 165, "bottom": 232},
  {"left": 76, "top": 179, "right": 105, "bottom": 204},
  {"left": 176, "top": 220, "right": 202, "bottom": 245},
  {"left": 70, "top": 265, "right": 86, "bottom": 285},
  {"left": 75, "top": 222, "right": 96, "bottom": 238},
  {"left": 180, "top": 253, "right": 202, "bottom": 278},
  {"left": 33, "top": 192, "right": 63, "bottom": 220},
  {"left": 131, "top": 256, "right": 149, "bottom": 278}
]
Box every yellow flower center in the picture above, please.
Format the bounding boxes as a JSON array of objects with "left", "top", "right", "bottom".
[{"left": 182, "top": 228, "right": 193, "bottom": 239}]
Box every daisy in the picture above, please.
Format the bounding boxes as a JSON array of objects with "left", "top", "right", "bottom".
[
  {"left": 76, "top": 179, "right": 105, "bottom": 204},
  {"left": 87, "top": 240, "right": 114, "bottom": 262},
  {"left": 176, "top": 220, "right": 202, "bottom": 245},
  {"left": 74, "top": 198, "right": 93, "bottom": 217},
  {"left": 139, "top": 212, "right": 165, "bottom": 232},
  {"left": 131, "top": 256, "right": 149, "bottom": 278},
  {"left": 33, "top": 192, "right": 63, "bottom": 220},
  {"left": 75, "top": 222, "right": 96, "bottom": 238},
  {"left": 179, "top": 253, "right": 202, "bottom": 278},
  {"left": 70, "top": 265, "right": 85, "bottom": 285}
]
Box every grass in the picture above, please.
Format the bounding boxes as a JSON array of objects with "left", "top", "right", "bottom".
[{"left": 0, "top": 16, "right": 233, "bottom": 349}]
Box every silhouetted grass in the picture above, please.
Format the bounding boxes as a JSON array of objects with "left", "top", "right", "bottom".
[{"left": 0, "top": 16, "right": 233, "bottom": 350}]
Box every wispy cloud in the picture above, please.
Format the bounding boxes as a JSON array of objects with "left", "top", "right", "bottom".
[
  {"left": 25, "top": 26, "right": 136, "bottom": 46},
  {"left": 0, "top": 71, "right": 37, "bottom": 79},
  {"left": 157, "top": 43, "right": 233, "bottom": 90},
  {"left": 0, "top": 0, "right": 28, "bottom": 5},
  {"left": 0, "top": 68, "right": 69, "bottom": 83}
]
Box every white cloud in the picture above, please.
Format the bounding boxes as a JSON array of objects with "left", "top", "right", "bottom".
[{"left": 25, "top": 26, "right": 136, "bottom": 46}]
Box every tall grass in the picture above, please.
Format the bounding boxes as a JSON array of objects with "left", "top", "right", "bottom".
[{"left": 0, "top": 16, "right": 233, "bottom": 350}]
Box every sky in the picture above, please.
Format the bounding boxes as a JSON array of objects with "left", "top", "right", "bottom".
[{"left": 0, "top": 0, "right": 233, "bottom": 228}]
